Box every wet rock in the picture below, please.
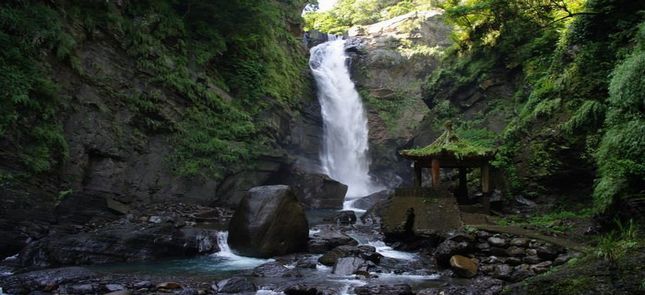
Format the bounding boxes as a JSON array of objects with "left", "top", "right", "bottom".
[
  {"left": 308, "top": 225, "right": 358, "bottom": 254},
  {"left": 253, "top": 261, "right": 300, "bottom": 277},
  {"left": 333, "top": 257, "right": 367, "bottom": 275},
  {"left": 506, "top": 246, "right": 526, "bottom": 257},
  {"left": 530, "top": 261, "right": 552, "bottom": 274},
  {"left": 318, "top": 245, "right": 381, "bottom": 266},
  {"left": 433, "top": 239, "right": 472, "bottom": 266},
  {"left": 105, "top": 284, "right": 125, "bottom": 291},
  {"left": 285, "top": 169, "right": 348, "bottom": 210},
  {"left": 157, "top": 282, "right": 182, "bottom": 289},
  {"left": 217, "top": 277, "right": 257, "bottom": 293},
  {"left": 489, "top": 247, "right": 509, "bottom": 257},
  {"left": 449, "top": 255, "right": 478, "bottom": 278},
  {"left": 105, "top": 291, "right": 131, "bottom": 295},
  {"left": 515, "top": 196, "right": 537, "bottom": 207},
  {"left": 477, "top": 242, "right": 491, "bottom": 250},
  {"left": 148, "top": 216, "right": 163, "bottom": 224},
  {"left": 489, "top": 264, "right": 512, "bottom": 280},
  {"left": 510, "top": 238, "right": 529, "bottom": 247},
  {"left": 506, "top": 257, "right": 523, "bottom": 266},
  {"left": 0, "top": 267, "right": 96, "bottom": 293},
  {"left": 526, "top": 248, "right": 538, "bottom": 256},
  {"left": 354, "top": 284, "right": 413, "bottom": 295},
  {"left": 487, "top": 237, "right": 507, "bottom": 248},
  {"left": 510, "top": 264, "right": 535, "bottom": 282},
  {"left": 178, "top": 288, "right": 198, "bottom": 295},
  {"left": 69, "top": 283, "right": 96, "bottom": 294},
  {"left": 523, "top": 255, "right": 542, "bottom": 264},
  {"left": 351, "top": 190, "right": 392, "bottom": 211},
  {"left": 553, "top": 253, "right": 573, "bottom": 266},
  {"left": 228, "top": 185, "right": 309, "bottom": 258},
  {"left": 477, "top": 230, "right": 492, "bottom": 240},
  {"left": 418, "top": 276, "right": 503, "bottom": 295},
  {"left": 19, "top": 223, "right": 219, "bottom": 267},
  {"left": 536, "top": 243, "right": 561, "bottom": 260},
  {"left": 333, "top": 211, "right": 357, "bottom": 225},
  {"left": 284, "top": 284, "right": 323, "bottom": 295},
  {"left": 133, "top": 281, "right": 153, "bottom": 289}
]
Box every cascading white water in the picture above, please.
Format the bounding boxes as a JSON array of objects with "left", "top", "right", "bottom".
[
  {"left": 309, "top": 39, "right": 380, "bottom": 200},
  {"left": 211, "top": 232, "right": 271, "bottom": 269}
]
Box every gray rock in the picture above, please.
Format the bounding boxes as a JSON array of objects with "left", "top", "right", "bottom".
[
  {"left": 333, "top": 257, "right": 367, "bottom": 275},
  {"left": 333, "top": 211, "right": 357, "bottom": 225},
  {"left": 253, "top": 262, "right": 299, "bottom": 278},
  {"left": 286, "top": 170, "right": 348, "bottom": 209},
  {"left": 553, "top": 253, "right": 573, "bottom": 266},
  {"left": 308, "top": 225, "right": 358, "bottom": 254},
  {"left": 510, "top": 238, "right": 529, "bottom": 247},
  {"left": 523, "top": 255, "right": 542, "bottom": 264},
  {"left": 510, "top": 264, "right": 535, "bottom": 282},
  {"left": 133, "top": 281, "right": 153, "bottom": 289},
  {"left": 433, "top": 239, "right": 471, "bottom": 266},
  {"left": 218, "top": 277, "right": 256, "bottom": 293},
  {"left": 506, "top": 246, "right": 526, "bottom": 257},
  {"left": 228, "top": 185, "right": 309, "bottom": 258},
  {"left": 354, "top": 284, "right": 413, "bottom": 295},
  {"left": 69, "top": 284, "right": 96, "bottom": 294},
  {"left": 0, "top": 267, "right": 96, "bottom": 292},
  {"left": 536, "top": 243, "right": 561, "bottom": 260},
  {"left": 490, "top": 264, "right": 512, "bottom": 280},
  {"left": 487, "top": 236, "right": 507, "bottom": 248},
  {"left": 530, "top": 261, "right": 552, "bottom": 274},
  {"left": 506, "top": 257, "right": 522, "bottom": 266},
  {"left": 19, "top": 223, "right": 219, "bottom": 267},
  {"left": 105, "top": 284, "right": 125, "bottom": 291},
  {"left": 319, "top": 245, "right": 381, "bottom": 266}
]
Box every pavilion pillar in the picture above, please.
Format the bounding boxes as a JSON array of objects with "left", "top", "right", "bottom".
[
  {"left": 414, "top": 161, "right": 422, "bottom": 187},
  {"left": 431, "top": 159, "right": 441, "bottom": 186},
  {"left": 481, "top": 164, "right": 492, "bottom": 212},
  {"left": 457, "top": 167, "right": 468, "bottom": 203}
]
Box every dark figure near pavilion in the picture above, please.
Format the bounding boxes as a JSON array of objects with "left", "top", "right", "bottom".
[{"left": 403, "top": 207, "right": 415, "bottom": 236}]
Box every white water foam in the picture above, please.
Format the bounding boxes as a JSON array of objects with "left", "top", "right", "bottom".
[
  {"left": 367, "top": 240, "right": 417, "bottom": 261},
  {"left": 310, "top": 39, "right": 382, "bottom": 202},
  {"left": 210, "top": 232, "right": 273, "bottom": 270}
]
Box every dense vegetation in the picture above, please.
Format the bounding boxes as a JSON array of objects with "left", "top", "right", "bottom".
[
  {"left": 304, "top": 0, "right": 444, "bottom": 33},
  {"left": 425, "top": 0, "right": 644, "bottom": 216},
  {"left": 306, "top": 0, "right": 643, "bottom": 218},
  {"left": 0, "top": 0, "right": 310, "bottom": 179}
]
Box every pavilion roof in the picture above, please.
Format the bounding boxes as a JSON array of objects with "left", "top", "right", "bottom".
[{"left": 400, "top": 122, "right": 495, "bottom": 162}]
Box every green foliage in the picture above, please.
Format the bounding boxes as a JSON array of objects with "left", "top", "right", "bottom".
[
  {"left": 0, "top": 0, "right": 310, "bottom": 179},
  {"left": 595, "top": 219, "right": 639, "bottom": 262},
  {"left": 561, "top": 100, "right": 605, "bottom": 134},
  {"left": 402, "top": 122, "right": 494, "bottom": 159},
  {"left": 425, "top": 0, "right": 643, "bottom": 211},
  {"left": 303, "top": 0, "right": 444, "bottom": 34},
  {"left": 593, "top": 30, "right": 645, "bottom": 212},
  {"left": 0, "top": 1, "right": 70, "bottom": 172},
  {"left": 497, "top": 208, "right": 593, "bottom": 233}
]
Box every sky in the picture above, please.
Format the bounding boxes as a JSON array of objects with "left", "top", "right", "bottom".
[{"left": 318, "top": 0, "right": 338, "bottom": 11}]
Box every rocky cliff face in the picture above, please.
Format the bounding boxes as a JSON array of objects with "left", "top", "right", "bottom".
[
  {"left": 343, "top": 10, "right": 452, "bottom": 187},
  {"left": 0, "top": 0, "right": 326, "bottom": 259}
]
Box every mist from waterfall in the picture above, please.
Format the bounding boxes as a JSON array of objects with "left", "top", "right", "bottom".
[{"left": 309, "top": 39, "right": 380, "bottom": 198}]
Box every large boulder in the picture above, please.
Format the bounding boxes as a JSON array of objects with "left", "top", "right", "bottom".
[
  {"left": 228, "top": 185, "right": 309, "bottom": 258},
  {"left": 19, "top": 223, "right": 218, "bottom": 267},
  {"left": 285, "top": 168, "right": 348, "bottom": 209},
  {"left": 308, "top": 225, "right": 358, "bottom": 254}
]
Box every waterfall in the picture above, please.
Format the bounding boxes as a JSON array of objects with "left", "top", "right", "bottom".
[
  {"left": 309, "top": 39, "right": 380, "bottom": 200},
  {"left": 211, "top": 232, "right": 270, "bottom": 269}
]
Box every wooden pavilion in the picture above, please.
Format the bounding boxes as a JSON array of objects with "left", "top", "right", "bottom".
[{"left": 400, "top": 122, "right": 496, "bottom": 205}]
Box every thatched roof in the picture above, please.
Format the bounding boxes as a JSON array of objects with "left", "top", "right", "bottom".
[{"left": 400, "top": 122, "right": 495, "bottom": 161}]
